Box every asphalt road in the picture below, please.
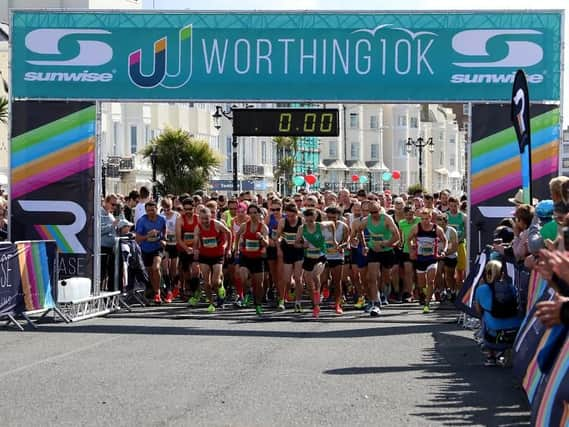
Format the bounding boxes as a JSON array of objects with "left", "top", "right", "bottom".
[{"left": 0, "top": 302, "right": 529, "bottom": 427}]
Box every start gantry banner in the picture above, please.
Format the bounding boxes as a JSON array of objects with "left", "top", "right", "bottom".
[{"left": 10, "top": 10, "right": 562, "bottom": 102}]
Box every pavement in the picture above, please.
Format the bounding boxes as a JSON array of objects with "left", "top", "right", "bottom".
[{"left": 0, "top": 301, "right": 530, "bottom": 427}]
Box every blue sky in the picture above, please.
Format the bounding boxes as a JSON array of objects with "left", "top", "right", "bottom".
[{"left": 142, "top": 0, "right": 567, "bottom": 127}]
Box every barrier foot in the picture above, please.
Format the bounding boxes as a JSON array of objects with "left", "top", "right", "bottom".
[
  {"left": 118, "top": 294, "right": 133, "bottom": 312},
  {"left": 19, "top": 312, "right": 38, "bottom": 330},
  {"left": 3, "top": 314, "right": 24, "bottom": 331}
]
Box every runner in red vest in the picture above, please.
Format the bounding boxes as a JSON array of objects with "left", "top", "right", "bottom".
[
  {"left": 175, "top": 198, "right": 201, "bottom": 305},
  {"left": 234, "top": 204, "right": 269, "bottom": 316},
  {"left": 193, "top": 207, "right": 232, "bottom": 313}
]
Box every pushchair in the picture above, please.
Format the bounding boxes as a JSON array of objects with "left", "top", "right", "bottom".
[{"left": 116, "top": 234, "right": 150, "bottom": 306}]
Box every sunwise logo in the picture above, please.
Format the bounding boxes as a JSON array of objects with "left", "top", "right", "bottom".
[
  {"left": 23, "top": 29, "right": 114, "bottom": 83},
  {"left": 128, "top": 25, "right": 192, "bottom": 89},
  {"left": 450, "top": 29, "right": 545, "bottom": 85}
]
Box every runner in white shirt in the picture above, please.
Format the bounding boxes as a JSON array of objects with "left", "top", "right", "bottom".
[{"left": 160, "top": 197, "right": 180, "bottom": 303}]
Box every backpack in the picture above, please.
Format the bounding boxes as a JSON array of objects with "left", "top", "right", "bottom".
[{"left": 489, "top": 278, "right": 519, "bottom": 318}]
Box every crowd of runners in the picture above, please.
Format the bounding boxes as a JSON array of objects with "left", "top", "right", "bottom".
[{"left": 101, "top": 186, "right": 468, "bottom": 318}]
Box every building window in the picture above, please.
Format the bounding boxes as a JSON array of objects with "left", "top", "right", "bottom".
[
  {"left": 397, "top": 115, "right": 407, "bottom": 127},
  {"left": 226, "top": 136, "right": 232, "bottom": 171},
  {"left": 398, "top": 139, "right": 407, "bottom": 157},
  {"left": 329, "top": 141, "right": 338, "bottom": 158},
  {"left": 439, "top": 152, "right": 444, "bottom": 166},
  {"left": 439, "top": 131, "right": 445, "bottom": 141},
  {"left": 563, "top": 158, "right": 569, "bottom": 169},
  {"left": 349, "top": 113, "right": 359, "bottom": 128},
  {"left": 450, "top": 155, "right": 456, "bottom": 167},
  {"left": 144, "top": 125, "right": 151, "bottom": 145},
  {"left": 449, "top": 137, "right": 456, "bottom": 144},
  {"left": 563, "top": 144, "right": 569, "bottom": 155},
  {"left": 112, "top": 121, "right": 120, "bottom": 155},
  {"left": 130, "top": 125, "right": 137, "bottom": 155},
  {"left": 350, "top": 143, "right": 359, "bottom": 158},
  {"left": 371, "top": 144, "right": 379, "bottom": 160},
  {"left": 410, "top": 117, "right": 418, "bottom": 128},
  {"left": 261, "top": 141, "right": 267, "bottom": 164},
  {"left": 370, "top": 115, "right": 378, "bottom": 129}
]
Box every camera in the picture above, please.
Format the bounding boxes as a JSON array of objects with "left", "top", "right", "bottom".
[{"left": 563, "top": 226, "right": 569, "bottom": 252}]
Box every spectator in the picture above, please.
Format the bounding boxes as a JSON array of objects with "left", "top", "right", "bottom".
[
  {"left": 475, "top": 260, "right": 523, "bottom": 366},
  {"left": 124, "top": 190, "right": 139, "bottom": 223},
  {"left": 0, "top": 204, "right": 7, "bottom": 242},
  {"left": 134, "top": 186, "right": 151, "bottom": 226},
  {"left": 100, "top": 194, "right": 120, "bottom": 290}
]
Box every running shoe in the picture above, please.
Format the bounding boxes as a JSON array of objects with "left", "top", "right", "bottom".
[
  {"left": 164, "top": 291, "right": 173, "bottom": 304},
  {"left": 294, "top": 302, "right": 303, "bottom": 313},
  {"left": 154, "top": 293, "right": 162, "bottom": 304},
  {"left": 243, "top": 294, "right": 252, "bottom": 307},
  {"left": 218, "top": 284, "right": 226, "bottom": 299},
  {"left": 422, "top": 304, "right": 431, "bottom": 314},
  {"left": 277, "top": 299, "right": 286, "bottom": 311},
  {"left": 322, "top": 288, "right": 330, "bottom": 300},
  {"left": 207, "top": 303, "right": 216, "bottom": 313},
  {"left": 233, "top": 296, "right": 243, "bottom": 308},
  {"left": 354, "top": 296, "right": 366, "bottom": 309},
  {"left": 312, "top": 305, "right": 320, "bottom": 319},
  {"left": 380, "top": 293, "right": 389, "bottom": 306},
  {"left": 288, "top": 290, "right": 296, "bottom": 302},
  {"left": 171, "top": 287, "right": 180, "bottom": 300},
  {"left": 402, "top": 292, "right": 414, "bottom": 303},
  {"left": 363, "top": 301, "right": 373, "bottom": 313},
  {"left": 255, "top": 305, "right": 263, "bottom": 316},
  {"left": 335, "top": 303, "right": 344, "bottom": 315},
  {"left": 370, "top": 304, "right": 381, "bottom": 317},
  {"left": 484, "top": 356, "right": 497, "bottom": 367},
  {"left": 188, "top": 296, "right": 199, "bottom": 307}
]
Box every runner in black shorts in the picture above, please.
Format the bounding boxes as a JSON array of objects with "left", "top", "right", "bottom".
[{"left": 277, "top": 204, "right": 304, "bottom": 313}]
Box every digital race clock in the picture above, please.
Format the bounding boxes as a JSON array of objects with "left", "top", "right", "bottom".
[{"left": 232, "top": 108, "right": 339, "bottom": 137}]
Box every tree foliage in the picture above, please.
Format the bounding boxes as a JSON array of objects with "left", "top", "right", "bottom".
[
  {"left": 407, "top": 183, "right": 426, "bottom": 195},
  {"left": 273, "top": 136, "right": 299, "bottom": 195},
  {"left": 142, "top": 128, "right": 221, "bottom": 196}
]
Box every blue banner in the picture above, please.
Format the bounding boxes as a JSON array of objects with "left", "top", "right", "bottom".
[{"left": 11, "top": 11, "right": 562, "bottom": 101}]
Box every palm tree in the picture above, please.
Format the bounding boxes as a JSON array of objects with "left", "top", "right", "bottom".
[
  {"left": 273, "top": 136, "right": 299, "bottom": 195},
  {"left": 0, "top": 97, "right": 8, "bottom": 124},
  {"left": 142, "top": 127, "right": 221, "bottom": 196}
]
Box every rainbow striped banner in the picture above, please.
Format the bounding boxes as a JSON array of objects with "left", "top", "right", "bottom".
[
  {"left": 527, "top": 270, "right": 549, "bottom": 313},
  {"left": 471, "top": 108, "right": 560, "bottom": 206},
  {"left": 533, "top": 333, "right": 569, "bottom": 426},
  {"left": 11, "top": 106, "right": 95, "bottom": 199},
  {"left": 16, "top": 241, "right": 56, "bottom": 311}
]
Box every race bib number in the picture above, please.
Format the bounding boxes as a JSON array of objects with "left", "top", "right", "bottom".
[
  {"left": 271, "top": 230, "right": 278, "bottom": 240},
  {"left": 326, "top": 241, "right": 338, "bottom": 255},
  {"left": 284, "top": 232, "right": 296, "bottom": 244},
  {"left": 202, "top": 237, "right": 217, "bottom": 248},
  {"left": 245, "top": 239, "right": 260, "bottom": 252},
  {"left": 419, "top": 243, "right": 434, "bottom": 256},
  {"left": 307, "top": 248, "right": 321, "bottom": 259},
  {"left": 166, "top": 233, "right": 176, "bottom": 244},
  {"left": 147, "top": 233, "right": 159, "bottom": 243},
  {"left": 183, "top": 232, "right": 194, "bottom": 243}
]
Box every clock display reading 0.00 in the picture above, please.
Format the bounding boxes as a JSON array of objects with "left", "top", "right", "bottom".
[{"left": 232, "top": 108, "right": 339, "bottom": 137}]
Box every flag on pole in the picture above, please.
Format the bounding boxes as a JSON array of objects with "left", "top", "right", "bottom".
[{"left": 511, "top": 70, "right": 532, "bottom": 205}]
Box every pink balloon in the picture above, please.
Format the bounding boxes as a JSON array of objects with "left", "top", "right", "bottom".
[
  {"left": 351, "top": 174, "right": 359, "bottom": 182},
  {"left": 392, "top": 170, "right": 401, "bottom": 180}
]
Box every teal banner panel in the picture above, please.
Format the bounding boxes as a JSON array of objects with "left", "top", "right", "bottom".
[{"left": 11, "top": 10, "right": 562, "bottom": 101}]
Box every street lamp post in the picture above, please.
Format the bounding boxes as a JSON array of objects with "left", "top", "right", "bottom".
[
  {"left": 150, "top": 144, "right": 158, "bottom": 201},
  {"left": 406, "top": 137, "right": 434, "bottom": 188},
  {"left": 101, "top": 160, "right": 107, "bottom": 198},
  {"left": 212, "top": 106, "right": 239, "bottom": 194}
]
